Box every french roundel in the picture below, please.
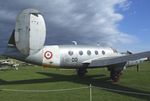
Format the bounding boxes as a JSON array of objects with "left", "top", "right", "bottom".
[{"left": 44, "top": 51, "right": 53, "bottom": 59}]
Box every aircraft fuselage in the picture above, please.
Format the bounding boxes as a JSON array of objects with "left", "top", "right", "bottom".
[{"left": 26, "top": 45, "right": 119, "bottom": 68}]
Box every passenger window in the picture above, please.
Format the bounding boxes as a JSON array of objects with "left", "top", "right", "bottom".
[
  {"left": 68, "top": 51, "right": 73, "bottom": 56},
  {"left": 95, "top": 50, "right": 98, "bottom": 55},
  {"left": 79, "top": 51, "right": 83, "bottom": 55},
  {"left": 102, "top": 50, "right": 105, "bottom": 55},
  {"left": 87, "top": 50, "right": 91, "bottom": 55}
]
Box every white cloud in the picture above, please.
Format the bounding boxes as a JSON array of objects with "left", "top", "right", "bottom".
[
  {"left": 0, "top": 0, "right": 135, "bottom": 47},
  {"left": 117, "top": 0, "right": 132, "bottom": 11},
  {"left": 43, "top": 0, "right": 135, "bottom": 46}
]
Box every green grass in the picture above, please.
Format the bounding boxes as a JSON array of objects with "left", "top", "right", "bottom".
[{"left": 0, "top": 62, "right": 150, "bottom": 101}]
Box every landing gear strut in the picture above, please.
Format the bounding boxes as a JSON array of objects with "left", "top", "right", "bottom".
[
  {"left": 110, "top": 70, "right": 122, "bottom": 82},
  {"left": 77, "top": 67, "right": 87, "bottom": 77},
  {"left": 108, "top": 63, "right": 125, "bottom": 82}
]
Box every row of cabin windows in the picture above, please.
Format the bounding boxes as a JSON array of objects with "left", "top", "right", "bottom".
[{"left": 68, "top": 50, "right": 105, "bottom": 56}]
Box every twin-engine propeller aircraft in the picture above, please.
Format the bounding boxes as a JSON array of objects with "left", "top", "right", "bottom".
[{"left": 2, "top": 9, "right": 150, "bottom": 82}]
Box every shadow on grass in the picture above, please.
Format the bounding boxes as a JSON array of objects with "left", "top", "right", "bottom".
[{"left": 0, "top": 72, "right": 150, "bottom": 100}]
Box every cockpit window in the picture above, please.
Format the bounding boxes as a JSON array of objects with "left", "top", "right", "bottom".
[
  {"left": 111, "top": 47, "right": 118, "bottom": 53},
  {"left": 68, "top": 51, "right": 73, "bottom": 56}
]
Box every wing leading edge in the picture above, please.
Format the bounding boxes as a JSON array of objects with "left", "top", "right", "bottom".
[{"left": 85, "top": 51, "right": 150, "bottom": 67}]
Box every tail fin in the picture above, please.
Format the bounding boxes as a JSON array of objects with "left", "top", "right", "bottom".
[{"left": 9, "top": 9, "right": 46, "bottom": 56}]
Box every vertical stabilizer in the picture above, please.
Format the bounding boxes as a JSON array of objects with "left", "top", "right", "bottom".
[{"left": 14, "top": 9, "right": 46, "bottom": 56}]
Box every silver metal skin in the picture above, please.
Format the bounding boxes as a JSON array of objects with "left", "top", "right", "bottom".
[
  {"left": 59, "top": 45, "right": 118, "bottom": 68},
  {"left": 23, "top": 45, "right": 119, "bottom": 68}
]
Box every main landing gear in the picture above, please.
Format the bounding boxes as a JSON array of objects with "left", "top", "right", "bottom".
[
  {"left": 108, "top": 63, "right": 125, "bottom": 82},
  {"left": 77, "top": 67, "right": 87, "bottom": 77},
  {"left": 110, "top": 69, "right": 122, "bottom": 82}
]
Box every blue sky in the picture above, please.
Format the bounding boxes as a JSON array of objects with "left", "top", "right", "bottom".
[
  {"left": 0, "top": 0, "right": 150, "bottom": 53},
  {"left": 117, "top": 0, "right": 150, "bottom": 52}
]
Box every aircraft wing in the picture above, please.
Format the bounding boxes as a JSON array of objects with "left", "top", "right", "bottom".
[{"left": 83, "top": 51, "right": 150, "bottom": 67}]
